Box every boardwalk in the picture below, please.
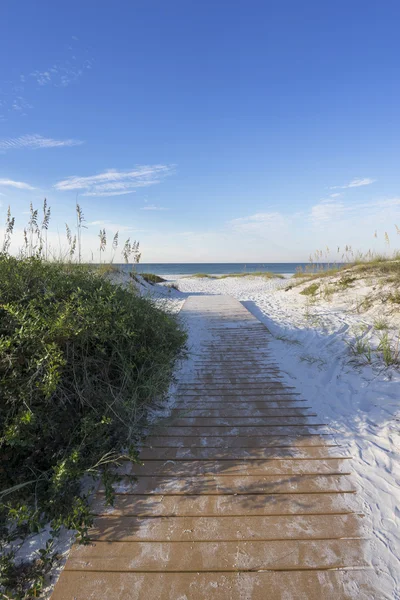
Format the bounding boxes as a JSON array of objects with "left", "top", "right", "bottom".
[{"left": 52, "top": 295, "right": 376, "bottom": 599}]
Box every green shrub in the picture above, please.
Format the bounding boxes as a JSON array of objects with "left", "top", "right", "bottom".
[
  {"left": 140, "top": 273, "right": 166, "bottom": 284},
  {"left": 388, "top": 291, "right": 400, "bottom": 304},
  {"left": 300, "top": 283, "right": 319, "bottom": 296},
  {"left": 0, "top": 255, "right": 186, "bottom": 596}
]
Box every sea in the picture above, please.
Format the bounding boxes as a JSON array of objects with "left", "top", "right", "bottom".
[{"left": 115, "top": 263, "right": 320, "bottom": 277}]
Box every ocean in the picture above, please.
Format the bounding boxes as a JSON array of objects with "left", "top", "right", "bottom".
[{"left": 115, "top": 263, "right": 318, "bottom": 277}]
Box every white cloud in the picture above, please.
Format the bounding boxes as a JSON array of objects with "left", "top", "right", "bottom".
[
  {"left": 54, "top": 165, "right": 173, "bottom": 197},
  {"left": 87, "top": 220, "right": 137, "bottom": 232},
  {"left": 330, "top": 193, "right": 342, "bottom": 198},
  {"left": 11, "top": 96, "right": 33, "bottom": 113},
  {"left": 141, "top": 205, "right": 168, "bottom": 211},
  {"left": 310, "top": 197, "right": 400, "bottom": 224},
  {"left": 311, "top": 201, "right": 345, "bottom": 222},
  {"left": 229, "top": 211, "right": 286, "bottom": 233},
  {"left": 80, "top": 190, "right": 135, "bottom": 197},
  {"left": 30, "top": 56, "right": 93, "bottom": 89},
  {"left": 0, "top": 178, "right": 35, "bottom": 190},
  {"left": 0, "top": 134, "right": 83, "bottom": 151},
  {"left": 331, "top": 177, "right": 376, "bottom": 190}
]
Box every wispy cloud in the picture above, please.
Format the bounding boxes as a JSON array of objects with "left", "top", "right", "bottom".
[
  {"left": 0, "top": 178, "right": 35, "bottom": 190},
  {"left": 310, "top": 197, "right": 400, "bottom": 223},
  {"left": 54, "top": 165, "right": 174, "bottom": 197},
  {"left": 87, "top": 220, "right": 136, "bottom": 232},
  {"left": 229, "top": 211, "right": 286, "bottom": 233},
  {"left": 11, "top": 97, "right": 33, "bottom": 114},
  {"left": 0, "top": 38, "right": 93, "bottom": 119},
  {"left": 0, "top": 134, "right": 83, "bottom": 151},
  {"left": 30, "top": 58, "right": 93, "bottom": 89},
  {"left": 331, "top": 177, "right": 376, "bottom": 190},
  {"left": 141, "top": 205, "right": 168, "bottom": 211},
  {"left": 310, "top": 201, "right": 344, "bottom": 222}
]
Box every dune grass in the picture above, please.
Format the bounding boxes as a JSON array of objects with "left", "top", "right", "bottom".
[
  {"left": 140, "top": 272, "right": 167, "bottom": 284},
  {"left": 300, "top": 282, "right": 320, "bottom": 296},
  {"left": 188, "top": 271, "right": 284, "bottom": 279}
]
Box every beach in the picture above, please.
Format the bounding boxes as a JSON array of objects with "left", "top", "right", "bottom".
[
  {"left": 139, "top": 269, "right": 400, "bottom": 595},
  {"left": 9, "top": 266, "right": 400, "bottom": 599}
]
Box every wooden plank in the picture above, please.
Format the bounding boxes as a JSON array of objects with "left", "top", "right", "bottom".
[
  {"left": 66, "top": 539, "right": 369, "bottom": 571},
  {"left": 89, "top": 514, "right": 366, "bottom": 542},
  {"left": 167, "top": 417, "right": 321, "bottom": 426},
  {"left": 118, "top": 458, "right": 349, "bottom": 476},
  {"left": 91, "top": 492, "right": 360, "bottom": 517},
  {"left": 170, "top": 407, "right": 316, "bottom": 416},
  {"left": 108, "top": 473, "right": 356, "bottom": 495},
  {"left": 144, "top": 435, "right": 338, "bottom": 448},
  {"left": 173, "top": 400, "right": 308, "bottom": 407},
  {"left": 153, "top": 426, "right": 329, "bottom": 436},
  {"left": 51, "top": 570, "right": 381, "bottom": 600},
  {"left": 174, "top": 394, "right": 305, "bottom": 399},
  {"left": 138, "top": 446, "right": 349, "bottom": 461},
  {"left": 171, "top": 402, "right": 317, "bottom": 418},
  {"left": 177, "top": 384, "right": 292, "bottom": 389}
]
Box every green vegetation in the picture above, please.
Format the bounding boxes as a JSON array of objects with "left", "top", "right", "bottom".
[
  {"left": 292, "top": 267, "right": 341, "bottom": 280},
  {"left": 300, "top": 282, "right": 319, "bottom": 296},
  {"left": 337, "top": 275, "right": 356, "bottom": 289},
  {"left": 188, "top": 271, "right": 284, "bottom": 280},
  {"left": 140, "top": 272, "right": 167, "bottom": 284},
  {"left": 374, "top": 318, "right": 389, "bottom": 331},
  {"left": 377, "top": 331, "right": 400, "bottom": 366},
  {"left": 0, "top": 202, "right": 186, "bottom": 599},
  {"left": 354, "top": 294, "right": 373, "bottom": 313},
  {"left": 388, "top": 291, "right": 400, "bottom": 304}
]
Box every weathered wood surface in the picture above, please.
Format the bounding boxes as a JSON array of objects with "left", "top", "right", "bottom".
[{"left": 52, "top": 295, "right": 377, "bottom": 599}]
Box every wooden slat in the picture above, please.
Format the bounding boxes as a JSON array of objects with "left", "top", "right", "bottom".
[
  {"left": 151, "top": 426, "right": 329, "bottom": 436},
  {"left": 66, "top": 539, "right": 369, "bottom": 571},
  {"left": 108, "top": 473, "right": 356, "bottom": 495},
  {"left": 144, "top": 435, "right": 338, "bottom": 448},
  {"left": 51, "top": 570, "right": 381, "bottom": 600},
  {"left": 118, "top": 458, "right": 349, "bottom": 476},
  {"left": 90, "top": 513, "right": 366, "bottom": 542},
  {"left": 91, "top": 492, "right": 360, "bottom": 517},
  {"left": 167, "top": 416, "right": 321, "bottom": 426},
  {"left": 138, "top": 446, "right": 349, "bottom": 460},
  {"left": 169, "top": 407, "right": 316, "bottom": 416}
]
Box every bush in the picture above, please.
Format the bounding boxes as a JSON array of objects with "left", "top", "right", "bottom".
[
  {"left": 140, "top": 273, "right": 166, "bottom": 284},
  {"left": 300, "top": 283, "right": 319, "bottom": 296},
  {"left": 0, "top": 256, "right": 186, "bottom": 596}
]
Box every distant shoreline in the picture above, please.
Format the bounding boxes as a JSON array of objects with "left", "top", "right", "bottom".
[{"left": 121, "top": 262, "right": 340, "bottom": 277}]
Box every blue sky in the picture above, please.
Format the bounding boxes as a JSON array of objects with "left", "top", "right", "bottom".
[{"left": 1, "top": 0, "right": 400, "bottom": 262}]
